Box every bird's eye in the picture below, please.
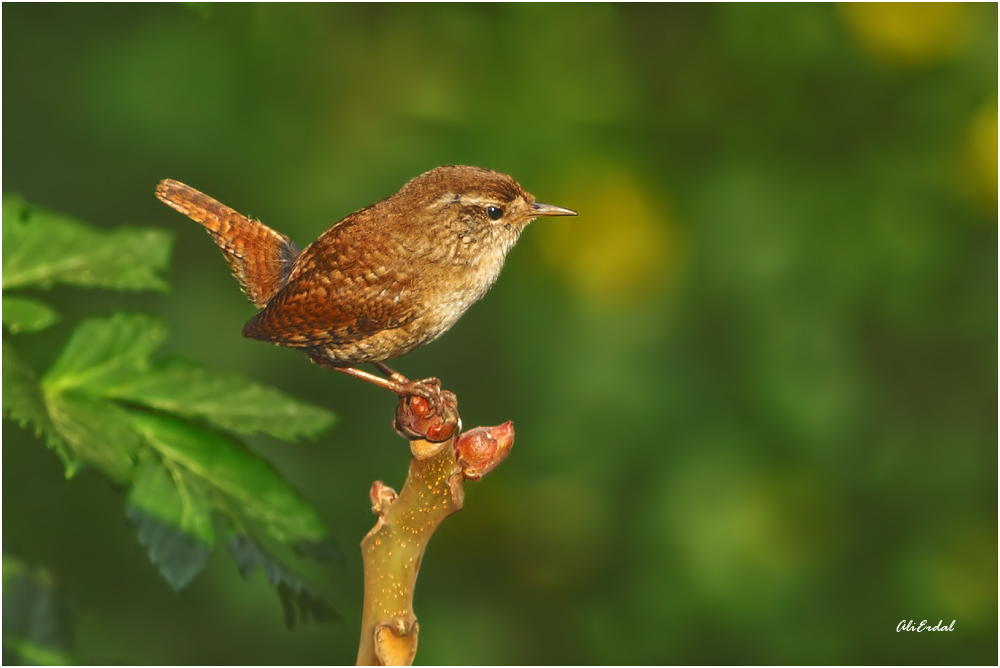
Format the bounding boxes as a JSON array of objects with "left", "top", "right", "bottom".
[{"left": 486, "top": 205, "right": 503, "bottom": 221}]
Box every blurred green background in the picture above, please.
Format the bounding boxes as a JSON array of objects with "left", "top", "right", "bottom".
[{"left": 3, "top": 3, "right": 996, "bottom": 664}]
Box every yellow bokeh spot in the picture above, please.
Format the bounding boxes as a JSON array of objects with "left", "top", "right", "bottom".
[
  {"left": 535, "top": 169, "right": 677, "bottom": 304},
  {"left": 963, "top": 99, "right": 998, "bottom": 213},
  {"left": 839, "top": 2, "right": 968, "bottom": 66},
  {"left": 928, "top": 526, "right": 997, "bottom": 621}
]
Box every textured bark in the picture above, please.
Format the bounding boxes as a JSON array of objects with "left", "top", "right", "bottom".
[{"left": 356, "top": 393, "right": 513, "bottom": 666}]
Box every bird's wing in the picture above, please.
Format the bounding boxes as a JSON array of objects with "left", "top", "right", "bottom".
[{"left": 242, "top": 221, "right": 421, "bottom": 347}]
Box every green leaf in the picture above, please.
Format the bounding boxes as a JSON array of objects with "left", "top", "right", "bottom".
[
  {"left": 42, "top": 313, "right": 167, "bottom": 394},
  {"left": 2, "top": 193, "right": 172, "bottom": 292},
  {"left": 104, "top": 358, "right": 336, "bottom": 441},
  {"left": 227, "top": 534, "right": 339, "bottom": 629},
  {"left": 46, "top": 392, "right": 138, "bottom": 482},
  {"left": 2, "top": 343, "right": 79, "bottom": 476},
  {"left": 2, "top": 343, "right": 49, "bottom": 436},
  {"left": 128, "top": 413, "right": 327, "bottom": 544},
  {"left": 2, "top": 552, "right": 76, "bottom": 665},
  {"left": 128, "top": 451, "right": 215, "bottom": 547},
  {"left": 294, "top": 538, "right": 345, "bottom": 565},
  {"left": 126, "top": 452, "right": 214, "bottom": 589},
  {"left": 2, "top": 295, "right": 59, "bottom": 334},
  {"left": 3, "top": 638, "right": 73, "bottom": 666},
  {"left": 3, "top": 342, "right": 54, "bottom": 441},
  {"left": 125, "top": 507, "right": 212, "bottom": 591}
]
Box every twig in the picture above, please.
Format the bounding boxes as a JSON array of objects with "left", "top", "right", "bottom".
[{"left": 356, "top": 392, "right": 514, "bottom": 666}]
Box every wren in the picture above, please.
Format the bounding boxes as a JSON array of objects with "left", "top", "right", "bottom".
[{"left": 155, "top": 166, "right": 576, "bottom": 398}]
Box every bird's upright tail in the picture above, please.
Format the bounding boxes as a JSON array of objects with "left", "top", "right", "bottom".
[{"left": 155, "top": 179, "right": 300, "bottom": 308}]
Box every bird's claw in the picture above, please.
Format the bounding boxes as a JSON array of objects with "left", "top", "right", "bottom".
[{"left": 393, "top": 379, "right": 459, "bottom": 443}]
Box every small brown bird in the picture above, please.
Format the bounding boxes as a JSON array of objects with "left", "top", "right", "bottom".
[{"left": 156, "top": 166, "right": 576, "bottom": 398}]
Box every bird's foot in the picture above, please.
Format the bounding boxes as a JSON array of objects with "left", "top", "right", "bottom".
[
  {"left": 393, "top": 378, "right": 459, "bottom": 443},
  {"left": 326, "top": 363, "right": 459, "bottom": 442}
]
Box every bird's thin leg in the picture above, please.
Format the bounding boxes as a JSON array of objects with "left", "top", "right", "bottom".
[
  {"left": 371, "top": 363, "right": 445, "bottom": 412},
  {"left": 373, "top": 361, "right": 409, "bottom": 384},
  {"left": 332, "top": 366, "right": 410, "bottom": 395},
  {"left": 320, "top": 363, "right": 444, "bottom": 413}
]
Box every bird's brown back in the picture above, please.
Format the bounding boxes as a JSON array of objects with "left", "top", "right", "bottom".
[{"left": 242, "top": 202, "right": 425, "bottom": 351}]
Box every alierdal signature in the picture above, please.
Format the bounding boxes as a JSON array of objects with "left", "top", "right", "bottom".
[{"left": 897, "top": 620, "right": 956, "bottom": 632}]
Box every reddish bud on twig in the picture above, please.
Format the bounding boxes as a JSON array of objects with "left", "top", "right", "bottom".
[
  {"left": 455, "top": 421, "right": 515, "bottom": 480},
  {"left": 369, "top": 481, "right": 397, "bottom": 515}
]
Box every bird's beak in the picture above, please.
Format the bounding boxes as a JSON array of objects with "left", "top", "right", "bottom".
[{"left": 532, "top": 201, "right": 578, "bottom": 217}]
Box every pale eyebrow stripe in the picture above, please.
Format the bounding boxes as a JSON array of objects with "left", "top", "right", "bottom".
[
  {"left": 431, "top": 193, "right": 500, "bottom": 208},
  {"left": 432, "top": 193, "right": 457, "bottom": 207},
  {"left": 457, "top": 195, "right": 495, "bottom": 206}
]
